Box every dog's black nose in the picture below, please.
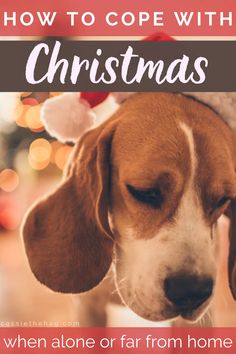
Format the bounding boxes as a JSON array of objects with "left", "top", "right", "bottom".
[{"left": 164, "top": 274, "right": 213, "bottom": 311}]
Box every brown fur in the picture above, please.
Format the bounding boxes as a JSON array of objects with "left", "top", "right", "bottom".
[
  {"left": 22, "top": 118, "right": 118, "bottom": 293},
  {"left": 22, "top": 92, "right": 236, "bottom": 302}
]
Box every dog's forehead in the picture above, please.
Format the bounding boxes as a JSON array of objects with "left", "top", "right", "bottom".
[
  {"left": 111, "top": 93, "right": 191, "bottom": 179},
  {"left": 110, "top": 92, "right": 236, "bottom": 199}
]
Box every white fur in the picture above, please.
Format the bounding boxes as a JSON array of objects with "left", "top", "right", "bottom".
[
  {"left": 41, "top": 93, "right": 96, "bottom": 143},
  {"left": 113, "top": 122, "right": 216, "bottom": 322}
]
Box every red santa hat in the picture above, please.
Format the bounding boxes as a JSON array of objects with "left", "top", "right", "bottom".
[{"left": 40, "top": 33, "right": 236, "bottom": 143}]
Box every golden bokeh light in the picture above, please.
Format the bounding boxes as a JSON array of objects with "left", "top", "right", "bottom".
[
  {"left": 28, "top": 156, "right": 50, "bottom": 170},
  {"left": 50, "top": 92, "right": 63, "bottom": 97},
  {"left": 50, "top": 141, "right": 63, "bottom": 164},
  {"left": 15, "top": 104, "right": 30, "bottom": 128},
  {"left": 20, "top": 92, "right": 33, "bottom": 98},
  {"left": 55, "top": 145, "right": 72, "bottom": 170},
  {"left": 28, "top": 138, "right": 52, "bottom": 170},
  {"left": 25, "top": 105, "right": 44, "bottom": 132},
  {"left": 0, "top": 169, "right": 19, "bottom": 193},
  {"left": 0, "top": 208, "right": 20, "bottom": 230}
]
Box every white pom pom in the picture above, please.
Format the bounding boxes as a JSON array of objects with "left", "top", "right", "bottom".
[{"left": 41, "top": 93, "right": 96, "bottom": 143}]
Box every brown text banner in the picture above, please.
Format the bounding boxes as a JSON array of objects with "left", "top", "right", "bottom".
[{"left": 0, "top": 41, "right": 236, "bottom": 92}]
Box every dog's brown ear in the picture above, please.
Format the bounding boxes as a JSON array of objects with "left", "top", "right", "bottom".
[
  {"left": 228, "top": 199, "right": 236, "bottom": 299},
  {"left": 22, "top": 119, "right": 118, "bottom": 294}
]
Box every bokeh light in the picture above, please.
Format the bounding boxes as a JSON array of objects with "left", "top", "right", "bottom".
[
  {"left": 22, "top": 97, "right": 39, "bottom": 106},
  {"left": 55, "top": 145, "right": 72, "bottom": 170},
  {"left": 0, "top": 208, "right": 20, "bottom": 230},
  {"left": 50, "top": 92, "right": 62, "bottom": 97},
  {"left": 28, "top": 138, "right": 52, "bottom": 171},
  {"left": 15, "top": 103, "right": 30, "bottom": 128},
  {"left": 0, "top": 169, "right": 19, "bottom": 193},
  {"left": 0, "top": 92, "right": 73, "bottom": 179},
  {"left": 50, "top": 141, "right": 63, "bottom": 164},
  {"left": 25, "top": 105, "right": 44, "bottom": 132},
  {"left": 20, "top": 92, "right": 32, "bottom": 98}
]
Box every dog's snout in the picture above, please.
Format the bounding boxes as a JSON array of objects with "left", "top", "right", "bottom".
[{"left": 164, "top": 274, "right": 213, "bottom": 311}]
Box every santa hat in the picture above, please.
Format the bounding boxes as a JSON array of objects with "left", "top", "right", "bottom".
[{"left": 40, "top": 33, "right": 236, "bottom": 143}]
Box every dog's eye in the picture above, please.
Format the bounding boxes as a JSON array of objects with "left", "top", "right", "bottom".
[
  {"left": 216, "top": 196, "right": 231, "bottom": 209},
  {"left": 127, "top": 184, "right": 163, "bottom": 208}
]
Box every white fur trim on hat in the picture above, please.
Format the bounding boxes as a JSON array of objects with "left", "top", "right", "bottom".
[
  {"left": 41, "top": 93, "right": 96, "bottom": 143},
  {"left": 41, "top": 91, "right": 236, "bottom": 144},
  {"left": 184, "top": 92, "right": 236, "bottom": 132}
]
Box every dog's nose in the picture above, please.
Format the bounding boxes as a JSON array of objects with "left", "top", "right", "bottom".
[{"left": 164, "top": 274, "right": 213, "bottom": 311}]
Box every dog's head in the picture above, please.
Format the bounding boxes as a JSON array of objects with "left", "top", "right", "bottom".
[{"left": 22, "top": 92, "right": 236, "bottom": 322}]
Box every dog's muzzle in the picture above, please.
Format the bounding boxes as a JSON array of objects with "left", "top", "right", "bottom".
[{"left": 164, "top": 272, "right": 213, "bottom": 316}]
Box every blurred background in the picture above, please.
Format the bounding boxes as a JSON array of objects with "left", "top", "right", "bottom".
[
  {"left": 0, "top": 91, "right": 236, "bottom": 327},
  {"left": 0, "top": 91, "right": 77, "bottom": 327}
]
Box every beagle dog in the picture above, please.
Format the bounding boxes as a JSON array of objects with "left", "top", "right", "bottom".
[{"left": 22, "top": 92, "right": 236, "bottom": 325}]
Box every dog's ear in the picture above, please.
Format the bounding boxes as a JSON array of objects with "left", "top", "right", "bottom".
[
  {"left": 22, "top": 119, "right": 118, "bottom": 294},
  {"left": 228, "top": 199, "right": 236, "bottom": 299}
]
